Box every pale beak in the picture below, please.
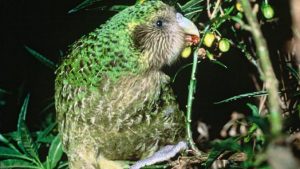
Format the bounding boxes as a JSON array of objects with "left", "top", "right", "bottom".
[{"left": 176, "top": 13, "right": 200, "bottom": 38}]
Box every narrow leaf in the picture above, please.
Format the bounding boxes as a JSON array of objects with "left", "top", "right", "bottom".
[
  {"left": 0, "top": 159, "right": 39, "bottom": 169},
  {"left": 57, "top": 161, "right": 69, "bottom": 169},
  {"left": 0, "top": 134, "right": 10, "bottom": 145},
  {"left": 68, "top": 0, "right": 103, "bottom": 13},
  {"left": 0, "top": 88, "right": 10, "bottom": 94},
  {"left": 18, "top": 94, "right": 30, "bottom": 122},
  {"left": 109, "top": 5, "right": 129, "bottom": 12},
  {"left": 206, "top": 138, "right": 241, "bottom": 168},
  {"left": 247, "top": 103, "right": 259, "bottom": 116},
  {"left": 286, "top": 65, "right": 300, "bottom": 80},
  {"left": 0, "top": 146, "right": 34, "bottom": 162},
  {"left": 180, "top": 0, "right": 204, "bottom": 12},
  {"left": 17, "top": 95, "right": 40, "bottom": 162},
  {"left": 1, "top": 132, "right": 23, "bottom": 153},
  {"left": 47, "top": 134, "right": 64, "bottom": 169},
  {"left": 36, "top": 122, "right": 56, "bottom": 143},
  {"left": 210, "top": 60, "right": 228, "bottom": 69},
  {"left": 214, "top": 90, "right": 269, "bottom": 104},
  {"left": 24, "top": 45, "right": 56, "bottom": 70}
]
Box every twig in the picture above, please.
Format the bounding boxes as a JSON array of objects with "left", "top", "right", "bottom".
[
  {"left": 290, "top": 0, "right": 300, "bottom": 71},
  {"left": 211, "top": 0, "right": 222, "bottom": 19},
  {"left": 207, "top": 0, "right": 212, "bottom": 18},
  {"left": 185, "top": 24, "right": 211, "bottom": 155},
  {"left": 186, "top": 50, "right": 202, "bottom": 155},
  {"left": 240, "top": 0, "right": 282, "bottom": 135}
]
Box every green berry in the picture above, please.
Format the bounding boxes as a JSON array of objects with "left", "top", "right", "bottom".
[
  {"left": 261, "top": 4, "right": 274, "bottom": 19},
  {"left": 218, "top": 38, "right": 231, "bottom": 52}
]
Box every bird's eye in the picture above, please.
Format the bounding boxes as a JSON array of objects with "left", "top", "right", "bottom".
[{"left": 156, "top": 20, "right": 163, "bottom": 27}]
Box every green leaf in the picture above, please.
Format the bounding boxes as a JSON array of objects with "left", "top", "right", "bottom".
[
  {"left": 179, "top": 0, "right": 204, "bottom": 12},
  {"left": 0, "top": 88, "right": 10, "bottom": 94},
  {"left": 210, "top": 60, "right": 228, "bottom": 69},
  {"left": 178, "top": 0, "right": 204, "bottom": 20},
  {"left": 286, "top": 65, "right": 300, "bottom": 80},
  {"left": 0, "top": 146, "right": 35, "bottom": 162},
  {"left": 206, "top": 138, "right": 241, "bottom": 168},
  {"left": 68, "top": 0, "right": 103, "bottom": 13},
  {"left": 37, "top": 135, "right": 56, "bottom": 144},
  {"left": 211, "top": 138, "right": 241, "bottom": 151},
  {"left": 18, "top": 95, "right": 30, "bottom": 122},
  {"left": 0, "top": 146, "right": 21, "bottom": 156},
  {"left": 57, "top": 162, "right": 69, "bottom": 169},
  {"left": 247, "top": 103, "right": 259, "bottom": 116},
  {"left": 47, "top": 134, "right": 64, "bottom": 169},
  {"left": 214, "top": 90, "right": 269, "bottom": 104},
  {"left": 248, "top": 116, "right": 269, "bottom": 135},
  {"left": 109, "top": 5, "right": 129, "bottom": 12},
  {"left": 17, "top": 95, "right": 40, "bottom": 162},
  {"left": 0, "top": 159, "right": 39, "bottom": 169},
  {"left": 36, "top": 122, "right": 56, "bottom": 143},
  {"left": 172, "top": 63, "right": 193, "bottom": 83},
  {"left": 5, "top": 131, "right": 21, "bottom": 143},
  {"left": 24, "top": 45, "right": 57, "bottom": 70},
  {"left": 1, "top": 132, "right": 23, "bottom": 154},
  {"left": 0, "top": 134, "right": 10, "bottom": 145}
]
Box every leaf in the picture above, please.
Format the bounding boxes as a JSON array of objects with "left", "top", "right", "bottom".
[
  {"left": 248, "top": 116, "right": 269, "bottom": 134},
  {"left": 179, "top": 0, "right": 204, "bottom": 12},
  {"left": 286, "top": 65, "right": 300, "bottom": 80},
  {"left": 18, "top": 95, "right": 30, "bottom": 122},
  {"left": 109, "top": 5, "right": 129, "bottom": 12},
  {"left": 1, "top": 132, "right": 23, "bottom": 154},
  {"left": 0, "top": 146, "right": 34, "bottom": 162},
  {"left": 40, "top": 101, "right": 55, "bottom": 114},
  {"left": 0, "top": 159, "right": 39, "bottom": 169},
  {"left": 210, "top": 60, "right": 228, "bottom": 69},
  {"left": 47, "top": 134, "right": 64, "bottom": 169},
  {"left": 17, "top": 95, "right": 40, "bottom": 162},
  {"left": 57, "top": 161, "right": 69, "bottom": 169},
  {"left": 68, "top": 0, "right": 103, "bottom": 13},
  {"left": 206, "top": 138, "right": 241, "bottom": 168},
  {"left": 247, "top": 103, "right": 259, "bottom": 116},
  {"left": 5, "top": 131, "right": 21, "bottom": 143},
  {"left": 205, "top": 149, "right": 222, "bottom": 168},
  {"left": 214, "top": 90, "right": 269, "bottom": 104},
  {"left": 0, "top": 146, "right": 21, "bottom": 156},
  {"left": 36, "top": 122, "right": 56, "bottom": 143},
  {"left": 24, "top": 45, "right": 57, "bottom": 70},
  {"left": 210, "top": 138, "right": 241, "bottom": 151},
  {"left": 172, "top": 63, "right": 193, "bottom": 83},
  {"left": 178, "top": 0, "right": 204, "bottom": 20},
  {"left": 0, "top": 88, "right": 10, "bottom": 94},
  {"left": 0, "top": 134, "right": 10, "bottom": 145}
]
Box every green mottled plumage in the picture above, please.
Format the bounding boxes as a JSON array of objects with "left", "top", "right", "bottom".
[{"left": 55, "top": 1, "right": 187, "bottom": 168}]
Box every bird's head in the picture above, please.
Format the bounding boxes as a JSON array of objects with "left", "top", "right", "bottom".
[{"left": 128, "top": 1, "right": 200, "bottom": 69}]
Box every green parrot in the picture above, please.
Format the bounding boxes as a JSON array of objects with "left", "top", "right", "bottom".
[{"left": 55, "top": 1, "right": 199, "bottom": 169}]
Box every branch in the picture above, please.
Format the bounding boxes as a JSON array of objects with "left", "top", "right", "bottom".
[
  {"left": 290, "top": 0, "right": 300, "bottom": 66},
  {"left": 240, "top": 0, "right": 282, "bottom": 135}
]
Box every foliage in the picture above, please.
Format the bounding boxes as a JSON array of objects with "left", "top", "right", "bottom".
[
  {"left": 0, "top": 95, "right": 67, "bottom": 169},
  {"left": 1, "top": 0, "right": 300, "bottom": 168}
]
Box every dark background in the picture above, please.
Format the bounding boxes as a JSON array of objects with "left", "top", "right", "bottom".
[{"left": 0, "top": 0, "right": 270, "bottom": 139}]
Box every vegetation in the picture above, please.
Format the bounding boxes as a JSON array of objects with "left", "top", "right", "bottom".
[{"left": 1, "top": 0, "right": 299, "bottom": 168}]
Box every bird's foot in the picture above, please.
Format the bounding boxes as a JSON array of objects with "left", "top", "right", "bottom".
[{"left": 129, "top": 141, "right": 188, "bottom": 169}]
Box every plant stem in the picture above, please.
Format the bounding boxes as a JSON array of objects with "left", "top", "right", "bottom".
[
  {"left": 240, "top": 0, "right": 282, "bottom": 135},
  {"left": 186, "top": 50, "right": 202, "bottom": 155},
  {"left": 185, "top": 25, "right": 211, "bottom": 155}
]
